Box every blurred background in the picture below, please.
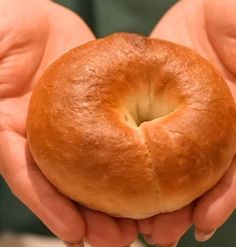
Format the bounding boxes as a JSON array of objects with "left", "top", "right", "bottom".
[{"left": 0, "top": 0, "right": 235, "bottom": 246}]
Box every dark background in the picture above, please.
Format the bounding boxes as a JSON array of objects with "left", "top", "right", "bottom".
[{"left": 1, "top": 1, "right": 235, "bottom": 246}]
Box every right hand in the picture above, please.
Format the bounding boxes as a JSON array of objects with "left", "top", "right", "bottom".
[
  {"left": 0, "top": 1, "right": 137, "bottom": 246},
  {"left": 138, "top": 0, "right": 236, "bottom": 246}
]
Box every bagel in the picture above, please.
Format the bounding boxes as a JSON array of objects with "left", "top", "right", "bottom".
[{"left": 27, "top": 33, "right": 236, "bottom": 219}]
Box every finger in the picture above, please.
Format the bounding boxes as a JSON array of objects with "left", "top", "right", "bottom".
[
  {"left": 80, "top": 207, "right": 123, "bottom": 247},
  {"left": 203, "top": 0, "right": 236, "bottom": 77},
  {"left": 0, "top": 130, "right": 85, "bottom": 243},
  {"left": 116, "top": 217, "right": 138, "bottom": 246},
  {"left": 149, "top": 0, "right": 205, "bottom": 55},
  {"left": 51, "top": 0, "right": 96, "bottom": 46},
  {"left": 150, "top": 0, "right": 190, "bottom": 43},
  {"left": 151, "top": 204, "right": 193, "bottom": 246},
  {"left": 137, "top": 217, "right": 153, "bottom": 235},
  {"left": 193, "top": 157, "right": 236, "bottom": 241}
]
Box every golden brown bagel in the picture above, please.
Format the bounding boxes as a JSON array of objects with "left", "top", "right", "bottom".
[{"left": 27, "top": 33, "right": 236, "bottom": 219}]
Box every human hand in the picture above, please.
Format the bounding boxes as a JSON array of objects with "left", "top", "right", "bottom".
[
  {"left": 137, "top": 0, "right": 236, "bottom": 246},
  {"left": 0, "top": 1, "right": 137, "bottom": 246}
]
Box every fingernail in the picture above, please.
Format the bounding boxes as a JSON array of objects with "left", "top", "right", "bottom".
[
  {"left": 64, "top": 241, "right": 84, "bottom": 247},
  {"left": 157, "top": 241, "right": 178, "bottom": 247},
  {"left": 195, "top": 229, "right": 216, "bottom": 242},
  {"left": 143, "top": 234, "right": 156, "bottom": 245}
]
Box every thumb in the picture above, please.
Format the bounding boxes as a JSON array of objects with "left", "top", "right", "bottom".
[
  {"left": 0, "top": 130, "right": 85, "bottom": 243},
  {"left": 193, "top": 157, "right": 236, "bottom": 241}
]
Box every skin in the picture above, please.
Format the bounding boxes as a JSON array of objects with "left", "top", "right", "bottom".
[
  {"left": 0, "top": 0, "right": 137, "bottom": 246},
  {"left": 0, "top": 0, "right": 235, "bottom": 246},
  {"left": 137, "top": 0, "right": 236, "bottom": 246}
]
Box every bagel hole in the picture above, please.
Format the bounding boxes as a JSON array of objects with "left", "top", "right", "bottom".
[
  {"left": 124, "top": 95, "right": 179, "bottom": 127},
  {"left": 137, "top": 103, "right": 177, "bottom": 126}
]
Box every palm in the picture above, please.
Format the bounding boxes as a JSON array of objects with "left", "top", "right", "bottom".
[
  {"left": 138, "top": 0, "right": 236, "bottom": 245},
  {"left": 0, "top": 0, "right": 93, "bottom": 134}
]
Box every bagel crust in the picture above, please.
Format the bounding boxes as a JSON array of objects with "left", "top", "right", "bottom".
[{"left": 27, "top": 33, "right": 236, "bottom": 219}]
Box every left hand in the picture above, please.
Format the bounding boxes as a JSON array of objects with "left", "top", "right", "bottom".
[
  {"left": 137, "top": 0, "right": 236, "bottom": 246},
  {"left": 0, "top": 1, "right": 137, "bottom": 246}
]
